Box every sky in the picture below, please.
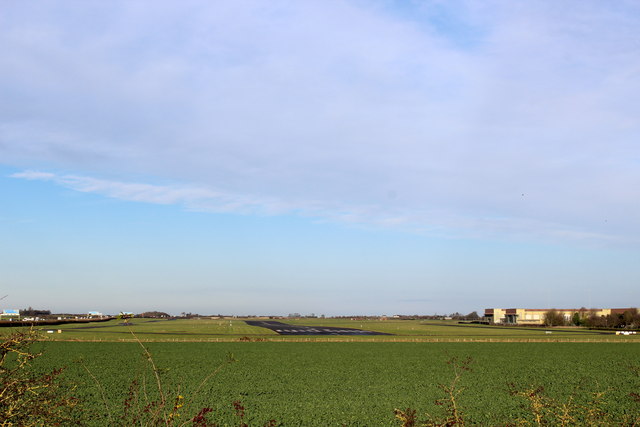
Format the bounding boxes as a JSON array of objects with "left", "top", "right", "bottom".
[{"left": 1, "top": 0, "right": 639, "bottom": 316}]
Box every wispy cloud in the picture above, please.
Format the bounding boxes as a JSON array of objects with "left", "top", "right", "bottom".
[
  {"left": 10, "top": 169, "right": 633, "bottom": 246},
  {"left": 2, "top": 1, "right": 639, "bottom": 246},
  {"left": 10, "top": 170, "right": 279, "bottom": 214},
  {"left": 10, "top": 171, "right": 56, "bottom": 181}
]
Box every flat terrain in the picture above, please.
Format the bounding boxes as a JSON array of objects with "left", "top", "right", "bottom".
[
  {"left": 9, "top": 320, "right": 640, "bottom": 424},
  {"left": 244, "top": 320, "right": 391, "bottom": 335},
  {"left": 28, "top": 341, "right": 640, "bottom": 425},
  {"left": 23, "top": 317, "right": 640, "bottom": 342}
]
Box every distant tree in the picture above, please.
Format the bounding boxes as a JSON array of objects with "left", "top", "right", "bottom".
[
  {"left": 466, "top": 311, "right": 480, "bottom": 320},
  {"left": 586, "top": 313, "right": 607, "bottom": 328},
  {"left": 631, "top": 309, "right": 640, "bottom": 329},
  {"left": 621, "top": 309, "right": 638, "bottom": 328},
  {"left": 19, "top": 308, "right": 51, "bottom": 317},
  {"left": 572, "top": 312, "right": 583, "bottom": 326},
  {"left": 544, "top": 309, "right": 565, "bottom": 326},
  {"left": 139, "top": 311, "right": 171, "bottom": 318}
]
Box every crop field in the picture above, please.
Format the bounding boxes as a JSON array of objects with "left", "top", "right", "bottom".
[
  {"left": 23, "top": 317, "right": 640, "bottom": 342},
  {"left": 27, "top": 340, "right": 640, "bottom": 425},
  {"left": 10, "top": 319, "right": 640, "bottom": 424}
]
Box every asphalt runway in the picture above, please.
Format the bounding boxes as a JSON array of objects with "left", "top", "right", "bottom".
[{"left": 245, "top": 320, "right": 392, "bottom": 335}]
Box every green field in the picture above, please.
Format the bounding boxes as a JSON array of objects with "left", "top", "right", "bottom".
[
  {"left": 25, "top": 317, "right": 640, "bottom": 342},
  {"left": 7, "top": 319, "right": 640, "bottom": 425},
  {"left": 28, "top": 340, "right": 640, "bottom": 425}
]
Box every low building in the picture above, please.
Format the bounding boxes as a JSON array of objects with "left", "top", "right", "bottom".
[
  {"left": 484, "top": 307, "right": 635, "bottom": 325},
  {"left": 1, "top": 309, "right": 20, "bottom": 319}
]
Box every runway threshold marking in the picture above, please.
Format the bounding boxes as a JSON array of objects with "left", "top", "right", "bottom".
[{"left": 245, "top": 320, "right": 392, "bottom": 336}]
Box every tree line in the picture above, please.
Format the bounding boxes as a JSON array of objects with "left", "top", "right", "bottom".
[
  {"left": 544, "top": 308, "right": 640, "bottom": 328},
  {"left": 19, "top": 307, "right": 51, "bottom": 316}
]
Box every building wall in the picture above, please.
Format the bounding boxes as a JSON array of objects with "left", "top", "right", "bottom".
[{"left": 484, "top": 308, "right": 506, "bottom": 324}]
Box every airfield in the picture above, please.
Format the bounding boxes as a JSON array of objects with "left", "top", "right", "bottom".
[
  {"left": 25, "top": 316, "right": 640, "bottom": 342},
  {"left": 4, "top": 316, "right": 638, "bottom": 425}
]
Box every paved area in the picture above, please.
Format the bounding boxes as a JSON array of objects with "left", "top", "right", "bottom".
[{"left": 245, "top": 320, "right": 392, "bottom": 335}]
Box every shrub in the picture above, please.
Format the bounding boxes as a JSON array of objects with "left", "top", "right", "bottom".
[{"left": 0, "top": 329, "right": 78, "bottom": 425}]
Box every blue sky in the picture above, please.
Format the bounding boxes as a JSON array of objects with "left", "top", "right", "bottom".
[{"left": 1, "top": 1, "right": 639, "bottom": 315}]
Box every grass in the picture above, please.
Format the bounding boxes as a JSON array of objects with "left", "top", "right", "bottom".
[
  {"left": 20, "top": 317, "right": 639, "bottom": 342},
  {"left": 28, "top": 317, "right": 277, "bottom": 341}
]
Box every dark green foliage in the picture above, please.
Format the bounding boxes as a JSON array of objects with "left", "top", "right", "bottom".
[
  {"left": 19, "top": 307, "right": 51, "bottom": 317},
  {"left": 572, "top": 312, "right": 583, "bottom": 326},
  {"left": 29, "top": 342, "right": 640, "bottom": 426}
]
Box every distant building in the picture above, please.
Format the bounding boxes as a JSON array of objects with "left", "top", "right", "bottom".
[
  {"left": 1, "top": 309, "right": 20, "bottom": 318},
  {"left": 484, "top": 307, "right": 635, "bottom": 325},
  {"left": 88, "top": 311, "right": 103, "bottom": 317}
]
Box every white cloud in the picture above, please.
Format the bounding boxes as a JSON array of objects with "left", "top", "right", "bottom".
[
  {"left": 10, "top": 170, "right": 56, "bottom": 181},
  {"left": 2, "top": 1, "right": 640, "bottom": 245}
]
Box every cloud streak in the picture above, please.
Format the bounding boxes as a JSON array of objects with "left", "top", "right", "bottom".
[
  {"left": 10, "top": 169, "right": 631, "bottom": 247},
  {"left": 10, "top": 170, "right": 277, "bottom": 214}
]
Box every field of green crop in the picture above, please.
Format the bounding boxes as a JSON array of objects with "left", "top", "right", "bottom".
[
  {"left": 25, "top": 317, "right": 640, "bottom": 342},
  {"left": 28, "top": 340, "right": 640, "bottom": 425}
]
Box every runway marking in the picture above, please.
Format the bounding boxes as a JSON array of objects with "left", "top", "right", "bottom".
[{"left": 245, "top": 320, "right": 392, "bottom": 336}]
